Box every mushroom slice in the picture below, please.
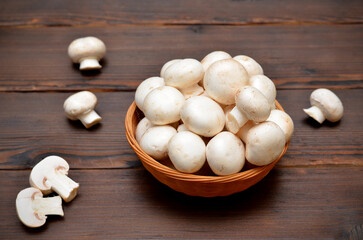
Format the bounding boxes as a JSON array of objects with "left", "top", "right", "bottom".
[
  {"left": 303, "top": 88, "right": 344, "bottom": 124},
  {"left": 30, "top": 156, "right": 79, "bottom": 202},
  {"left": 16, "top": 187, "right": 64, "bottom": 228},
  {"left": 63, "top": 91, "right": 102, "bottom": 128},
  {"left": 68, "top": 36, "right": 106, "bottom": 70}
]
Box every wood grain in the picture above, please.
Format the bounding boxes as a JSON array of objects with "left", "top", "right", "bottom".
[
  {"left": 0, "top": 25, "right": 362, "bottom": 92},
  {"left": 0, "top": 167, "right": 362, "bottom": 239},
  {"left": 0, "top": 0, "right": 362, "bottom": 27},
  {"left": 0, "top": 90, "right": 361, "bottom": 170}
]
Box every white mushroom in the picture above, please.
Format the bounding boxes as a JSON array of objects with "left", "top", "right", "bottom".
[
  {"left": 68, "top": 36, "right": 106, "bottom": 70},
  {"left": 143, "top": 86, "right": 185, "bottom": 125},
  {"left": 245, "top": 122, "right": 286, "bottom": 166},
  {"left": 139, "top": 125, "right": 177, "bottom": 160},
  {"left": 16, "top": 187, "right": 64, "bottom": 228},
  {"left": 233, "top": 55, "right": 263, "bottom": 77},
  {"left": 64, "top": 91, "right": 102, "bottom": 128},
  {"left": 135, "top": 77, "right": 165, "bottom": 112},
  {"left": 267, "top": 110, "right": 294, "bottom": 142},
  {"left": 168, "top": 131, "right": 206, "bottom": 173},
  {"left": 303, "top": 88, "right": 344, "bottom": 124},
  {"left": 160, "top": 59, "right": 181, "bottom": 79},
  {"left": 249, "top": 75, "right": 276, "bottom": 109},
  {"left": 235, "top": 120, "right": 257, "bottom": 143},
  {"left": 177, "top": 123, "right": 188, "bottom": 132},
  {"left": 163, "top": 58, "right": 204, "bottom": 99},
  {"left": 29, "top": 156, "right": 79, "bottom": 202},
  {"left": 226, "top": 86, "right": 271, "bottom": 134},
  {"left": 204, "top": 59, "right": 249, "bottom": 105},
  {"left": 206, "top": 131, "right": 245, "bottom": 176},
  {"left": 180, "top": 96, "right": 225, "bottom": 137},
  {"left": 135, "top": 117, "right": 155, "bottom": 143},
  {"left": 201, "top": 51, "right": 232, "bottom": 72}
]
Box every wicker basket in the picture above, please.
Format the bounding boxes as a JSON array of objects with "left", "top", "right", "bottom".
[{"left": 125, "top": 100, "right": 289, "bottom": 197}]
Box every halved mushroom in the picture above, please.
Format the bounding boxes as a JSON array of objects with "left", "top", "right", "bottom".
[
  {"left": 135, "top": 77, "right": 165, "bottom": 112},
  {"left": 233, "top": 55, "right": 263, "bottom": 77},
  {"left": 29, "top": 156, "right": 79, "bottom": 202},
  {"left": 303, "top": 88, "right": 344, "bottom": 124},
  {"left": 16, "top": 187, "right": 64, "bottom": 228},
  {"left": 226, "top": 86, "right": 271, "bottom": 134},
  {"left": 63, "top": 91, "right": 102, "bottom": 128}
]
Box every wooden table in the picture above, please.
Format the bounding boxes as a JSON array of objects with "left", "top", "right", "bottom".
[{"left": 0, "top": 1, "right": 362, "bottom": 239}]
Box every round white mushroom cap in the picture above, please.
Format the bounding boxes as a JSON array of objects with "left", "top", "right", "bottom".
[
  {"left": 143, "top": 86, "right": 185, "bottom": 125},
  {"left": 160, "top": 59, "right": 181, "bottom": 78},
  {"left": 249, "top": 75, "right": 276, "bottom": 108},
  {"left": 206, "top": 131, "right": 245, "bottom": 176},
  {"left": 201, "top": 51, "right": 232, "bottom": 72},
  {"left": 267, "top": 110, "right": 294, "bottom": 142},
  {"left": 303, "top": 88, "right": 344, "bottom": 124},
  {"left": 204, "top": 59, "right": 249, "bottom": 105},
  {"left": 233, "top": 55, "right": 263, "bottom": 77},
  {"left": 168, "top": 131, "right": 206, "bottom": 173},
  {"left": 139, "top": 125, "right": 177, "bottom": 160},
  {"left": 135, "top": 77, "right": 165, "bottom": 112},
  {"left": 180, "top": 95, "right": 225, "bottom": 137},
  {"left": 67, "top": 36, "right": 106, "bottom": 70},
  {"left": 245, "top": 122, "right": 286, "bottom": 166},
  {"left": 135, "top": 117, "right": 155, "bottom": 143}
]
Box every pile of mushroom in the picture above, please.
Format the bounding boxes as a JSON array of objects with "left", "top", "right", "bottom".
[
  {"left": 16, "top": 156, "right": 79, "bottom": 227},
  {"left": 135, "top": 51, "right": 294, "bottom": 175}
]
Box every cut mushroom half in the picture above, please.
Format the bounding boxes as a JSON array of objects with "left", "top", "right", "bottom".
[
  {"left": 29, "top": 156, "right": 79, "bottom": 202},
  {"left": 16, "top": 187, "right": 64, "bottom": 228},
  {"left": 303, "top": 88, "right": 344, "bottom": 124}
]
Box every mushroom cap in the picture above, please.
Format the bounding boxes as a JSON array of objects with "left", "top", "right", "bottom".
[
  {"left": 63, "top": 91, "right": 98, "bottom": 120},
  {"left": 163, "top": 58, "right": 204, "bottom": 89},
  {"left": 29, "top": 156, "right": 69, "bottom": 194},
  {"left": 160, "top": 59, "right": 181, "bottom": 78},
  {"left": 233, "top": 55, "right": 263, "bottom": 77},
  {"left": 310, "top": 88, "right": 344, "bottom": 122},
  {"left": 245, "top": 122, "right": 286, "bottom": 166},
  {"left": 135, "top": 77, "right": 165, "bottom": 112},
  {"left": 139, "top": 125, "right": 177, "bottom": 160},
  {"left": 135, "top": 117, "right": 154, "bottom": 143},
  {"left": 249, "top": 75, "right": 276, "bottom": 107},
  {"left": 235, "top": 86, "right": 271, "bottom": 122},
  {"left": 204, "top": 59, "right": 249, "bottom": 105},
  {"left": 201, "top": 51, "right": 232, "bottom": 72},
  {"left": 206, "top": 131, "right": 245, "bottom": 176},
  {"left": 143, "top": 86, "right": 185, "bottom": 125},
  {"left": 16, "top": 188, "right": 46, "bottom": 228},
  {"left": 68, "top": 36, "right": 106, "bottom": 63},
  {"left": 267, "top": 110, "right": 294, "bottom": 142},
  {"left": 180, "top": 96, "right": 225, "bottom": 137},
  {"left": 168, "top": 131, "right": 206, "bottom": 173}
]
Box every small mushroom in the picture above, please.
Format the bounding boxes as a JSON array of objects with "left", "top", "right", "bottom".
[
  {"left": 29, "top": 156, "right": 79, "bottom": 202},
  {"left": 139, "top": 125, "right": 177, "bottom": 160},
  {"left": 303, "top": 88, "right": 344, "bottom": 124},
  {"left": 245, "top": 122, "right": 286, "bottom": 166},
  {"left": 249, "top": 75, "right": 276, "bottom": 109},
  {"left": 163, "top": 58, "right": 204, "bottom": 99},
  {"left": 180, "top": 96, "right": 225, "bottom": 137},
  {"left": 16, "top": 187, "right": 64, "bottom": 228},
  {"left": 68, "top": 36, "right": 106, "bottom": 70},
  {"left": 267, "top": 109, "right": 294, "bottom": 142},
  {"left": 135, "top": 117, "right": 155, "bottom": 143},
  {"left": 233, "top": 55, "right": 263, "bottom": 77},
  {"left": 204, "top": 59, "right": 249, "bottom": 105},
  {"left": 160, "top": 59, "right": 181, "bottom": 79},
  {"left": 143, "top": 86, "right": 185, "bottom": 125},
  {"left": 206, "top": 131, "right": 245, "bottom": 176},
  {"left": 226, "top": 86, "right": 271, "bottom": 134},
  {"left": 168, "top": 131, "right": 206, "bottom": 173},
  {"left": 64, "top": 91, "right": 102, "bottom": 128},
  {"left": 135, "top": 77, "right": 165, "bottom": 112}
]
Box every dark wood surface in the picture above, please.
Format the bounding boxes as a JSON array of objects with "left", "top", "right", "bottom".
[{"left": 0, "top": 1, "right": 362, "bottom": 239}]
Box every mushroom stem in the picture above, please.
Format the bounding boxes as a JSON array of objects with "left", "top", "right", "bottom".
[
  {"left": 303, "top": 106, "right": 325, "bottom": 124},
  {"left": 78, "top": 110, "right": 102, "bottom": 128},
  {"left": 48, "top": 173, "right": 79, "bottom": 202},
  {"left": 33, "top": 196, "right": 64, "bottom": 216},
  {"left": 79, "top": 58, "right": 101, "bottom": 70},
  {"left": 226, "top": 107, "right": 248, "bottom": 134},
  {"left": 179, "top": 84, "right": 204, "bottom": 99}
]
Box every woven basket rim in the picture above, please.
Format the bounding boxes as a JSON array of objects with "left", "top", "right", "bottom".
[{"left": 125, "top": 100, "right": 289, "bottom": 184}]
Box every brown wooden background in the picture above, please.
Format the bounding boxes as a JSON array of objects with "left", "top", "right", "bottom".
[{"left": 0, "top": 1, "right": 362, "bottom": 239}]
